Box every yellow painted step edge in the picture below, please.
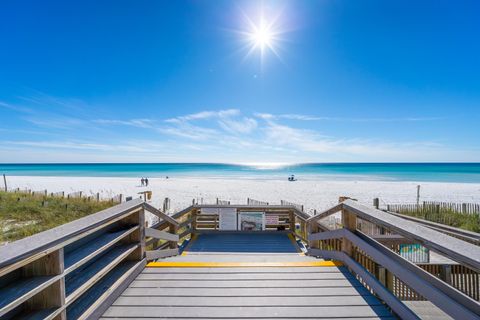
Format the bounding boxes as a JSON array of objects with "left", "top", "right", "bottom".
[{"left": 146, "top": 261, "right": 343, "bottom": 268}]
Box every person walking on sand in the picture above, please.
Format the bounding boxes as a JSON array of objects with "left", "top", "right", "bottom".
[
  {"left": 141, "top": 177, "right": 145, "bottom": 186},
  {"left": 145, "top": 178, "right": 149, "bottom": 186}
]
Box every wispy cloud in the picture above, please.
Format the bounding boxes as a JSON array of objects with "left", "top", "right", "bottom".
[
  {"left": 0, "top": 97, "right": 465, "bottom": 162},
  {"left": 25, "top": 116, "right": 85, "bottom": 129},
  {"left": 166, "top": 109, "right": 240, "bottom": 123},
  {"left": 255, "top": 112, "right": 443, "bottom": 122},
  {"left": 93, "top": 119, "right": 155, "bottom": 128},
  {"left": 155, "top": 109, "right": 454, "bottom": 161},
  {"left": 0, "top": 101, "right": 33, "bottom": 113}
]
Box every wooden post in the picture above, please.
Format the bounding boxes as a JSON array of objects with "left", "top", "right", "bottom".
[
  {"left": 289, "top": 210, "right": 295, "bottom": 232},
  {"left": 169, "top": 223, "right": 178, "bottom": 249},
  {"left": 3, "top": 174, "right": 7, "bottom": 192},
  {"left": 416, "top": 185, "right": 421, "bottom": 205},
  {"left": 121, "top": 208, "right": 145, "bottom": 260},
  {"left": 440, "top": 264, "right": 452, "bottom": 284},
  {"left": 378, "top": 266, "right": 394, "bottom": 293},
  {"left": 339, "top": 196, "right": 356, "bottom": 257},
  {"left": 191, "top": 209, "right": 197, "bottom": 232},
  {"left": 307, "top": 221, "right": 319, "bottom": 250},
  {"left": 163, "top": 197, "right": 170, "bottom": 213},
  {"left": 23, "top": 249, "right": 66, "bottom": 320},
  {"left": 386, "top": 269, "right": 394, "bottom": 292}
]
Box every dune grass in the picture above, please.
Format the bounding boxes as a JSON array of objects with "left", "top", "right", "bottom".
[
  {"left": 395, "top": 207, "right": 480, "bottom": 233},
  {"left": 0, "top": 191, "right": 115, "bottom": 243}
]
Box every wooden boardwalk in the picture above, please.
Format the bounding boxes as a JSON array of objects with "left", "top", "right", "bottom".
[
  {"left": 2, "top": 200, "right": 477, "bottom": 319},
  {"left": 101, "top": 233, "right": 394, "bottom": 319}
]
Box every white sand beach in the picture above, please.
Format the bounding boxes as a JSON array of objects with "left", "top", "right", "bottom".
[{"left": 6, "top": 176, "right": 480, "bottom": 216}]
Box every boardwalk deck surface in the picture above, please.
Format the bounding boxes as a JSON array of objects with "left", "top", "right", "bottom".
[{"left": 101, "top": 233, "right": 394, "bottom": 319}]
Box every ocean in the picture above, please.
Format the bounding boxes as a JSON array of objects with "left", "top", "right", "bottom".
[{"left": 1, "top": 163, "right": 480, "bottom": 183}]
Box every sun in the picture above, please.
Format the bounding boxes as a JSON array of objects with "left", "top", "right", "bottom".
[
  {"left": 237, "top": 6, "right": 286, "bottom": 64},
  {"left": 248, "top": 19, "right": 275, "bottom": 54}
]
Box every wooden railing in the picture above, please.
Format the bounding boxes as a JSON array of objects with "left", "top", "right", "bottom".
[
  {"left": 0, "top": 199, "right": 179, "bottom": 320},
  {"left": 307, "top": 199, "right": 480, "bottom": 320}
]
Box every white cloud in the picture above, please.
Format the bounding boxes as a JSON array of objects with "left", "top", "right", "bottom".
[
  {"left": 254, "top": 112, "right": 443, "bottom": 123},
  {"left": 166, "top": 109, "right": 240, "bottom": 123},
  {"left": 218, "top": 117, "right": 257, "bottom": 134},
  {"left": 94, "top": 119, "right": 155, "bottom": 128},
  {"left": 158, "top": 122, "right": 220, "bottom": 141}
]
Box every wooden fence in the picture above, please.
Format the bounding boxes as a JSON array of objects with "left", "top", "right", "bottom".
[
  {"left": 247, "top": 198, "right": 269, "bottom": 206},
  {"left": 280, "top": 200, "right": 304, "bottom": 212},
  {"left": 5, "top": 188, "right": 124, "bottom": 204},
  {"left": 387, "top": 201, "right": 480, "bottom": 215}
]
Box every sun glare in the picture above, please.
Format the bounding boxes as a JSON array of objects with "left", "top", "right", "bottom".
[
  {"left": 248, "top": 20, "right": 275, "bottom": 54},
  {"left": 238, "top": 5, "right": 287, "bottom": 64}
]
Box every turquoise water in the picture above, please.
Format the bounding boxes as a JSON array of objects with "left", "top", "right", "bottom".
[{"left": 1, "top": 163, "right": 480, "bottom": 182}]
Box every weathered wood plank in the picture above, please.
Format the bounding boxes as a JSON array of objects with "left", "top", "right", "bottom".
[
  {"left": 65, "top": 244, "right": 138, "bottom": 304},
  {"left": 135, "top": 272, "right": 354, "bottom": 280},
  {"left": 145, "top": 228, "right": 179, "bottom": 242},
  {"left": 102, "top": 305, "right": 393, "bottom": 318},
  {"left": 0, "top": 275, "right": 61, "bottom": 317},
  {"left": 129, "top": 278, "right": 362, "bottom": 288},
  {"left": 64, "top": 226, "right": 139, "bottom": 274},
  {"left": 120, "top": 286, "right": 373, "bottom": 297},
  {"left": 141, "top": 266, "right": 343, "bottom": 273},
  {"left": 66, "top": 260, "right": 145, "bottom": 320},
  {"left": 307, "top": 203, "right": 343, "bottom": 223},
  {"left": 145, "top": 248, "right": 179, "bottom": 261},
  {"left": 113, "top": 295, "right": 383, "bottom": 307},
  {"left": 143, "top": 203, "right": 179, "bottom": 227},
  {"left": 100, "top": 318, "right": 395, "bottom": 320},
  {"left": 178, "top": 217, "right": 194, "bottom": 229}
]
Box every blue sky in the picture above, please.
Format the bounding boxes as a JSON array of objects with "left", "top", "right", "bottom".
[{"left": 0, "top": 0, "right": 479, "bottom": 163}]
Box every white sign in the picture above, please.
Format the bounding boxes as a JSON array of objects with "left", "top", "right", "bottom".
[
  {"left": 238, "top": 212, "right": 265, "bottom": 231},
  {"left": 219, "top": 208, "right": 237, "bottom": 230},
  {"left": 200, "top": 207, "right": 219, "bottom": 215}
]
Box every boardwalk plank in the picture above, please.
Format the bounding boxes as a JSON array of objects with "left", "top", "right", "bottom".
[
  {"left": 142, "top": 266, "right": 344, "bottom": 273},
  {"left": 135, "top": 272, "right": 354, "bottom": 280},
  {"left": 102, "top": 305, "right": 392, "bottom": 318},
  {"left": 129, "top": 279, "right": 361, "bottom": 288},
  {"left": 113, "top": 295, "right": 383, "bottom": 307},
  {"left": 121, "top": 286, "right": 373, "bottom": 297}
]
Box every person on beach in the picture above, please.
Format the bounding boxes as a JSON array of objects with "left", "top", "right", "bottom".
[
  {"left": 141, "top": 177, "right": 145, "bottom": 186},
  {"left": 145, "top": 178, "right": 149, "bottom": 186}
]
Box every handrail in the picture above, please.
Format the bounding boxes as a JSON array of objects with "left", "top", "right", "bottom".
[
  {"left": 151, "top": 205, "right": 195, "bottom": 230},
  {"left": 309, "top": 229, "right": 480, "bottom": 318},
  {"left": 143, "top": 202, "right": 179, "bottom": 227},
  {"left": 386, "top": 210, "right": 480, "bottom": 245},
  {"left": 307, "top": 203, "right": 343, "bottom": 223},
  {"left": 0, "top": 197, "right": 144, "bottom": 270},
  {"left": 342, "top": 199, "right": 480, "bottom": 271},
  {"left": 0, "top": 198, "right": 147, "bottom": 319}
]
